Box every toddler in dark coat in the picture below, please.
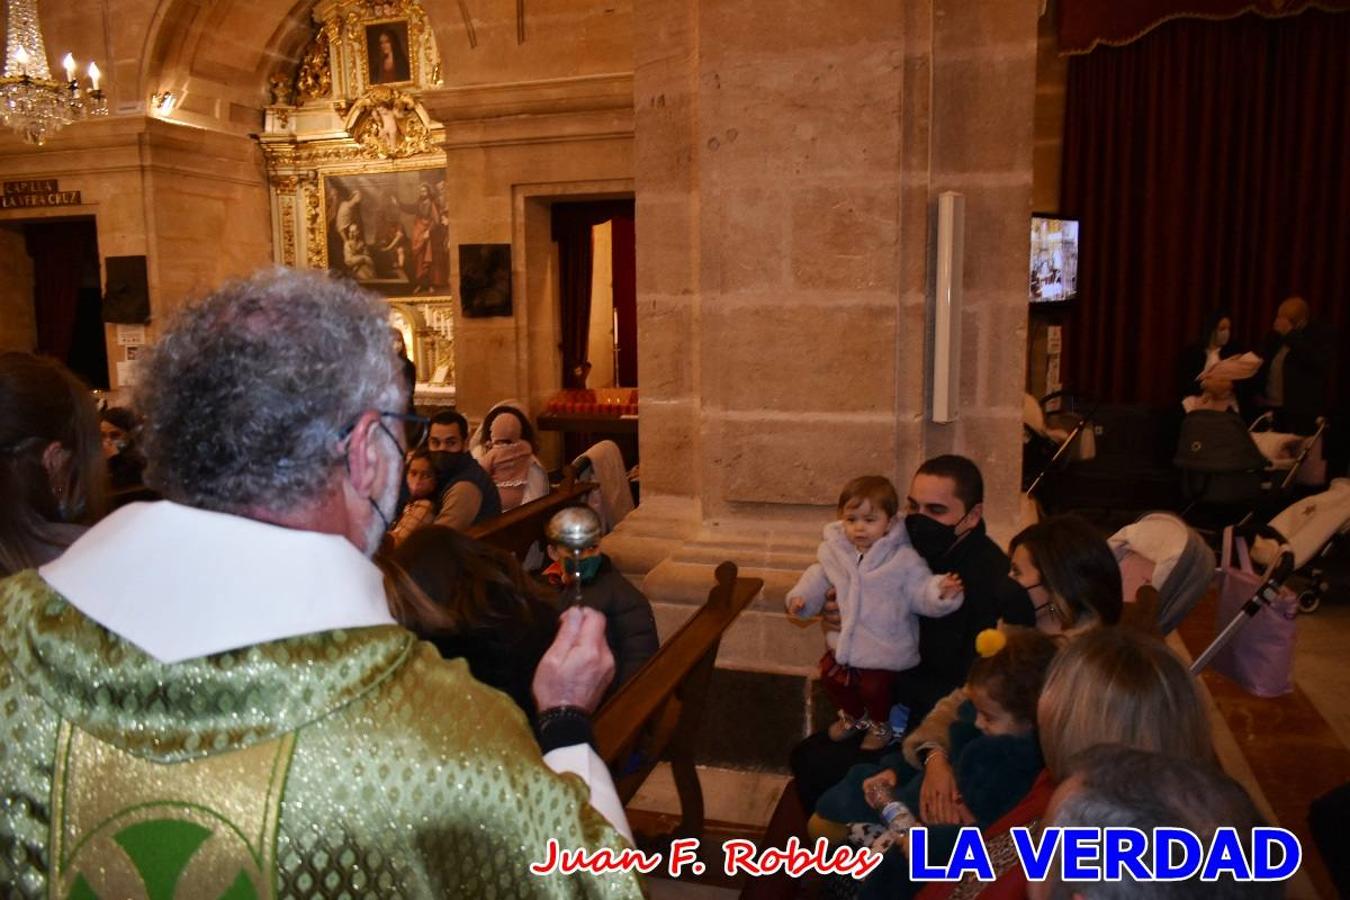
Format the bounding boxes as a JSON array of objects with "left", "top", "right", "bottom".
[
  {"left": 813, "top": 627, "right": 1058, "bottom": 862},
  {"left": 542, "top": 544, "right": 658, "bottom": 696}
]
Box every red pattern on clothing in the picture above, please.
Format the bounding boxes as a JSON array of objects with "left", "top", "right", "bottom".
[{"left": 916, "top": 769, "right": 1056, "bottom": 900}]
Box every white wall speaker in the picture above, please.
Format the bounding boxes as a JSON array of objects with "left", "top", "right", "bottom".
[{"left": 932, "top": 191, "right": 965, "bottom": 424}]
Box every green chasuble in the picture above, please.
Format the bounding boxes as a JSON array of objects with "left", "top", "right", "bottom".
[{"left": 0, "top": 571, "right": 644, "bottom": 899}]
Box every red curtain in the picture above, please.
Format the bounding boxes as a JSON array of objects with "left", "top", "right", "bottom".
[
  {"left": 24, "top": 222, "right": 93, "bottom": 365},
  {"left": 1059, "top": 0, "right": 1350, "bottom": 54},
  {"left": 551, "top": 200, "right": 636, "bottom": 389},
  {"left": 1060, "top": 10, "right": 1349, "bottom": 419}
]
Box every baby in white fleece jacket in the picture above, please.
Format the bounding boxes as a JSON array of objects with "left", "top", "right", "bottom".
[{"left": 787, "top": 475, "right": 964, "bottom": 750}]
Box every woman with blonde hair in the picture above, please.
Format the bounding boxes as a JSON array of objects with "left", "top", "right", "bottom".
[
  {"left": 908, "top": 627, "right": 1212, "bottom": 900},
  {"left": 1037, "top": 626, "right": 1211, "bottom": 778},
  {"left": 0, "top": 352, "right": 107, "bottom": 576}
]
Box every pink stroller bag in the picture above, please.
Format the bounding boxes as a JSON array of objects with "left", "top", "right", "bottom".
[{"left": 1212, "top": 527, "right": 1298, "bottom": 697}]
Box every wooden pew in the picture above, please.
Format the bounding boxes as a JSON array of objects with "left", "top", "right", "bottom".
[
  {"left": 592, "top": 561, "right": 764, "bottom": 840},
  {"left": 465, "top": 469, "right": 597, "bottom": 561}
]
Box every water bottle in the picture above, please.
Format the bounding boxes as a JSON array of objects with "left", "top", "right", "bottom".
[{"left": 864, "top": 780, "right": 916, "bottom": 834}]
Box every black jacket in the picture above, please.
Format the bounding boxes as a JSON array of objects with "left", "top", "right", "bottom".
[
  {"left": 893, "top": 521, "right": 1032, "bottom": 722},
  {"left": 423, "top": 595, "right": 559, "bottom": 720},
  {"left": 549, "top": 556, "right": 659, "bottom": 695},
  {"left": 437, "top": 454, "right": 503, "bottom": 525},
  {"left": 1261, "top": 326, "right": 1336, "bottom": 434}
]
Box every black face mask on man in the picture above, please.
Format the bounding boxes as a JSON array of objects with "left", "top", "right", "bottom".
[
  {"left": 905, "top": 512, "right": 968, "bottom": 562},
  {"left": 428, "top": 450, "right": 470, "bottom": 480}
]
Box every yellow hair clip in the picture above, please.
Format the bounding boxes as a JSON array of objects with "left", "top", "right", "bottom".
[{"left": 975, "top": 628, "right": 1007, "bottom": 658}]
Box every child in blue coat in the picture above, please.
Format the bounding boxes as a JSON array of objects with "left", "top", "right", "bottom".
[{"left": 812, "top": 627, "right": 1059, "bottom": 862}]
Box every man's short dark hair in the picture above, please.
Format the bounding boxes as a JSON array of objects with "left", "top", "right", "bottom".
[
  {"left": 915, "top": 454, "right": 983, "bottom": 511},
  {"left": 430, "top": 409, "right": 468, "bottom": 441}
]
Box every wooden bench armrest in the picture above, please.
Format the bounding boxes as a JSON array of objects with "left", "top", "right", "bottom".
[
  {"left": 592, "top": 562, "right": 763, "bottom": 837},
  {"left": 465, "top": 471, "right": 596, "bottom": 559}
]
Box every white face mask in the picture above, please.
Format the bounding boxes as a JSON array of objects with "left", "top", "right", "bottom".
[
  {"left": 361, "top": 430, "right": 403, "bottom": 557},
  {"left": 1214, "top": 328, "right": 1231, "bottom": 347}
]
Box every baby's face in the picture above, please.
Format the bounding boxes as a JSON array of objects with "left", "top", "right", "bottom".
[
  {"left": 968, "top": 684, "right": 1032, "bottom": 737},
  {"left": 406, "top": 459, "right": 436, "bottom": 499},
  {"left": 839, "top": 499, "right": 892, "bottom": 553}
]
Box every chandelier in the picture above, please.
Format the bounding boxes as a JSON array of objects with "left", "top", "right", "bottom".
[{"left": 1, "top": 0, "right": 107, "bottom": 146}]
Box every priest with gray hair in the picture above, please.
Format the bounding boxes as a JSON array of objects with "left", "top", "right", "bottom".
[{"left": 0, "top": 268, "right": 641, "bottom": 898}]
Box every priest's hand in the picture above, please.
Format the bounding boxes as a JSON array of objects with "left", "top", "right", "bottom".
[{"left": 533, "top": 606, "right": 616, "bottom": 715}]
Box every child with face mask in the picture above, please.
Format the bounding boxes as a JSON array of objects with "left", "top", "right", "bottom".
[
  {"left": 1177, "top": 308, "right": 1243, "bottom": 407},
  {"left": 540, "top": 539, "right": 658, "bottom": 698},
  {"left": 479, "top": 411, "right": 535, "bottom": 511},
  {"left": 787, "top": 476, "right": 965, "bottom": 750}
]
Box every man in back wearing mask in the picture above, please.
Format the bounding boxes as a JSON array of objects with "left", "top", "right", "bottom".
[
  {"left": 787, "top": 455, "right": 1032, "bottom": 811},
  {"left": 427, "top": 409, "right": 502, "bottom": 529},
  {"left": 1258, "top": 294, "right": 1335, "bottom": 435},
  {"left": 893, "top": 454, "right": 1035, "bottom": 724}
]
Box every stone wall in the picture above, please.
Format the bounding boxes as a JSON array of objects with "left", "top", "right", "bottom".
[
  {"left": 1, "top": 0, "right": 1041, "bottom": 693},
  {"left": 0, "top": 226, "right": 36, "bottom": 352},
  {"left": 0, "top": 118, "right": 271, "bottom": 390},
  {"left": 420, "top": 74, "right": 634, "bottom": 451},
  {"left": 615, "top": 0, "right": 1039, "bottom": 680},
  {"left": 1034, "top": 0, "right": 1069, "bottom": 214}
]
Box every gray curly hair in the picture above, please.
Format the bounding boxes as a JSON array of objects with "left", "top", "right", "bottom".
[{"left": 136, "top": 268, "right": 403, "bottom": 514}]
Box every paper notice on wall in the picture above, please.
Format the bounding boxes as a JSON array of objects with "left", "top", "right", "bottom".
[
  {"left": 116, "top": 324, "right": 146, "bottom": 346},
  {"left": 1046, "top": 325, "right": 1062, "bottom": 354},
  {"left": 1046, "top": 356, "right": 1061, "bottom": 393},
  {"left": 116, "top": 360, "right": 139, "bottom": 387}
]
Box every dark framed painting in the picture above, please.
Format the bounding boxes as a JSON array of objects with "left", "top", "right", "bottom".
[
  {"left": 365, "top": 21, "right": 412, "bottom": 85},
  {"left": 323, "top": 170, "right": 449, "bottom": 296},
  {"left": 459, "top": 244, "right": 513, "bottom": 318}
]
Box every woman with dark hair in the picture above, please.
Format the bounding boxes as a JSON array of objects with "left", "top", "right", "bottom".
[
  {"left": 0, "top": 352, "right": 107, "bottom": 576},
  {"left": 100, "top": 406, "right": 145, "bottom": 490},
  {"left": 856, "top": 516, "right": 1122, "bottom": 853},
  {"left": 1176, "top": 307, "right": 1239, "bottom": 401},
  {"left": 1007, "top": 513, "right": 1124, "bottom": 635},
  {"left": 382, "top": 526, "right": 559, "bottom": 717},
  {"left": 479, "top": 405, "right": 537, "bottom": 451},
  {"left": 370, "top": 27, "right": 410, "bottom": 84},
  {"left": 473, "top": 402, "right": 550, "bottom": 507}
]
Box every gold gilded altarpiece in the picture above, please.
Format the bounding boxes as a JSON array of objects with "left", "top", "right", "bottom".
[{"left": 259, "top": 0, "right": 454, "bottom": 398}]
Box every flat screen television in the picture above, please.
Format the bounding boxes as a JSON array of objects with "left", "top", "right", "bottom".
[{"left": 1030, "top": 214, "right": 1079, "bottom": 303}]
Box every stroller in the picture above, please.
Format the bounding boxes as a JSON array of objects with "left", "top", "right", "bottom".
[
  {"left": 1174, "top": 410, "right": 1327, "bottom": 529},
  {"left": 1109, "top": 512, "right": 1216, "bottom": 635},
  {"left": 1252, "top": 478, "right": 1350, "bottom": 613},
  {"left": 1023, "top": 392, "right": 1097, "bottom": 505}
]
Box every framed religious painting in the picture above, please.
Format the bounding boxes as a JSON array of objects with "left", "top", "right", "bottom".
[
  {"left": 364, "top": 21, "right": 414, "bottom": 85},
  {"left": 322, "top": 169, "right": 449, "bottom": 296},
  {"left": 458, "top": 244, "right": 513, "bottom": 318}
]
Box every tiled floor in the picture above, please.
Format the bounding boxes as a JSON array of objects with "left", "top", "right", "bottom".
[{"left": 1175, "top": 594, "right": 1350, "bottom": 900}]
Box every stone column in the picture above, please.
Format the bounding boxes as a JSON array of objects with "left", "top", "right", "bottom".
[{"left": 616, "top": 0, "right": 1037, "bottom": 680}]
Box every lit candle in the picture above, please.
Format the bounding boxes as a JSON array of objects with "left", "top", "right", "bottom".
[
  {"left": 62, "top": 53, "right": 77, "bottom": 82},
  {"left": 15, "top": 47, "right": 30, "bottom": 75},
  {"left": 87, "top": 61, "right": 101, "bottom": 91}
]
